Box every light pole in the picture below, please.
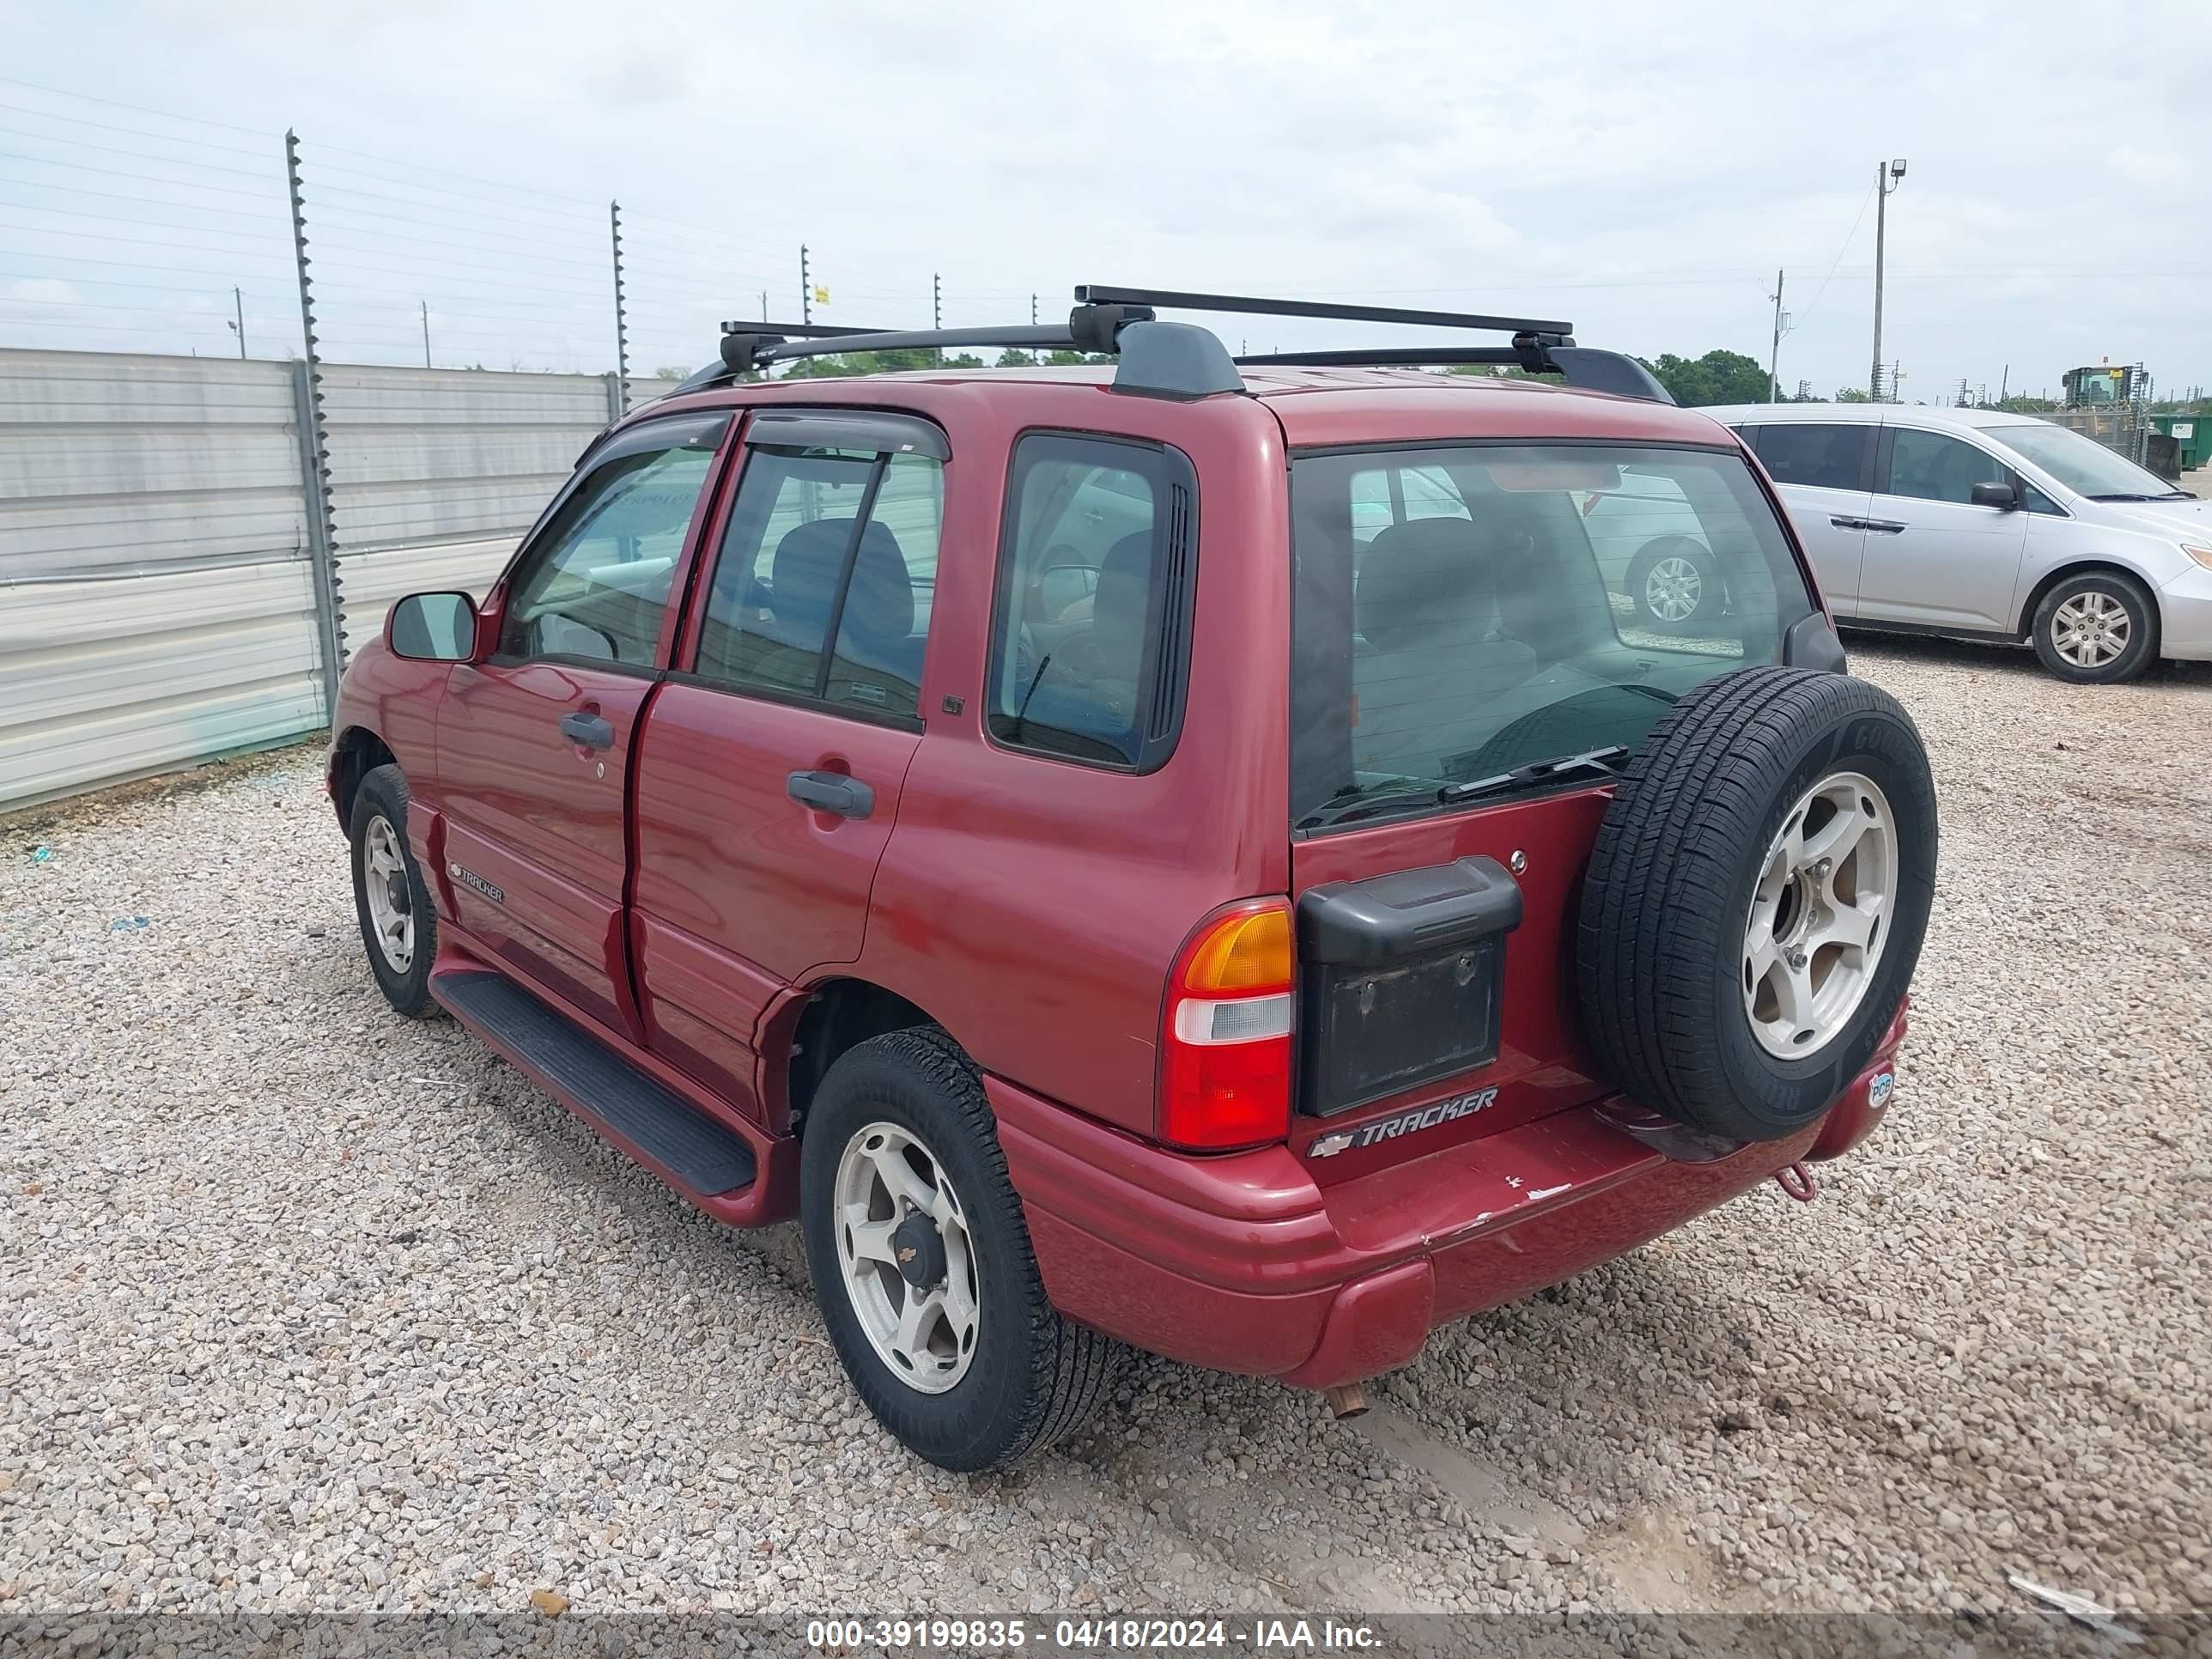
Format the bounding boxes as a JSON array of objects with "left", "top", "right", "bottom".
[
  {"left": 1871, "top": 158, "right": 1906, "bottom": 400},
  {"left": 225, "top": 285, "right": 246, "bottom": 358}
]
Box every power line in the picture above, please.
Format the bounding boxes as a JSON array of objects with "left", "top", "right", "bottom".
[
  {"left": 0, "top": 73, "right": 271, "bottom": 137},
  {"left": 1793, "top": 183, "right": 1880, "bottom": 330},
  {"left": 0, "top": 98, "right": 273, "bottom": 158},
  {"left": 0, "top": 121, "right": 279, "bottom": 179}
]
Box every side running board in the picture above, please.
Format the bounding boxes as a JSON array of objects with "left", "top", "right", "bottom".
[{"left": 434, "top": 971, "right": 757, "bottom": 1196}]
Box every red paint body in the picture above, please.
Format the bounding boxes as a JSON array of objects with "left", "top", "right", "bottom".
[{"left": 330, "top": 365, "right": 1905, "bottom": 1392}]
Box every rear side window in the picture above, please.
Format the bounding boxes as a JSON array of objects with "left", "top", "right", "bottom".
[
  {"left": 1290, "top": 443, "right": 1815, "bottom": 830},
  {"left": 693, "top": 445, "right": 944, "bottom": 721},
  {"left": 987, "top": 433, "right": 1196, "bottom": 769},
  {"left": 1754, "top": 423, "right": 1874, "bottom": 491}
]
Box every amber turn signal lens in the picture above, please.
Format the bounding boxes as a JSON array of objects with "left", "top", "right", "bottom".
[{"left": 1181, "top": 907, "right": 1293, "bottom": 993}]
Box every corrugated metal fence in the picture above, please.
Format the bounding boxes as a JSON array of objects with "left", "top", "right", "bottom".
[{"left": 0, "top": 349, "right": 623, "bottom": 811}]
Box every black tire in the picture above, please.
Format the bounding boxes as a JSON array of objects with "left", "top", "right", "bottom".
[
  {"left": 1577, "top": 667, "right": 1936, "bottom": 1143},
  {"left": 1624, "top": 536, "right": 1726, "bottom": 633},
  {"left": 799, "top": 1027, "right": 1118, "bottom": 1470},
  {"left": 2030, "top": 570, "right": 2159, "bottom": 684},
  {"left": 349, "top": 763, "right": 438, "bottom": 1017}
]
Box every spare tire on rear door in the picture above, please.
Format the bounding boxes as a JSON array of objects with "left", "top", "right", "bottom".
[{"left": 1577, "top": 665, "right": 1936, "bottom": 1143}]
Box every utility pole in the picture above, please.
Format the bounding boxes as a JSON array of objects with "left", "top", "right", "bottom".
[
  {"left": 228, "top": 285, "right": 246, "bottom": 358},
  {"left": 1031, "top": 292, "right": 1040, "bottom": 364},
  {"left": 420, "top": 300, "right": 431, "bottom": 368},
  {"left": 1871, "top": 158, "right": 1907, "bottom": 399},
  {"left": 799, "top": 245, "right": 811, "bottom": 325},
  {"left": 1766, "top": 268, "right": 1786, "bottom": 401},
  {"left": 933, "top": 272, "right": 942, "bottom": 364},
  {"left": 2000, "top": 364, "right": 2009, "bottom": 402}
]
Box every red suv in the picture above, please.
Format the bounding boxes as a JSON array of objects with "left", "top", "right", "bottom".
[{"left": 328, "top": 288, "right": 1936, "bottom": 1471}]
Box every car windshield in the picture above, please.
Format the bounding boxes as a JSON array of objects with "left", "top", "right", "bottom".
[
  {"left": 1987, "top": 421, "right": 2185, "bottom": 499},
  {"left": 1290, "top": 442, "right": 1815, "bottom": 830}
]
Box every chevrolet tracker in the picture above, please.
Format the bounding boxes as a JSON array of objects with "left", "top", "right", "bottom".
[{"left": 328, "top": 286, "right": 1936, "bottom": 1469}]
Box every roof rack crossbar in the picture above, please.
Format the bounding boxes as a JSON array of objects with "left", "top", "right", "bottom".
[
  {"left": 715, "top": 319, "right": 896, "bottom": 338},
  {"left": 755, "top": 324, "right": 1078, "bottom": 362},
  {"left": 1234, "top": 344, "right": 1674, "bottom": 404},
  {"left": 1075, "top": 284, "right": 1573, "bottom": 341}
]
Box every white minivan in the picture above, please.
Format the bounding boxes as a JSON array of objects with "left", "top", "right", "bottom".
[{"left": 1668, "top": 404, "right": 2212, "bottom": 684}]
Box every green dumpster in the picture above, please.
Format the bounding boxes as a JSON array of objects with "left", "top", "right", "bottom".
[{"left": 2153, "top": 413, "right": 2209, "bottom": 471}]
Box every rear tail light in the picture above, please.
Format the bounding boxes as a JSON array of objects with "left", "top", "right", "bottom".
[{"left": 1159, "top": 901, "right": 1294, "bottom": 1150}]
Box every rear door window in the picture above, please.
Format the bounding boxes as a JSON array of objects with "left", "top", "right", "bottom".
[
  {"left": 988, "top": 432, "right": 1197, "bottom": 770},
  {"left": 1753, "top": 423, "right": 1875, "bottom": 491},
  {"left": 691, "top": 441, "right": 944, "bottom": 723}
]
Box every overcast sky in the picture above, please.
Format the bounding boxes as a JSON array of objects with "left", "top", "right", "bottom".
[{"left": 4, "top": 0, "right": 2208, "bottom": 401}]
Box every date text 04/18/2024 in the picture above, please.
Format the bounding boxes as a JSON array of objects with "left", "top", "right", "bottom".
[{"left": 805, "top": 1618, "right": 1382, "bottom": 1650}]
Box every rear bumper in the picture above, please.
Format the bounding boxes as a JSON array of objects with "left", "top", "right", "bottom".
[{"left": 992, "top": 1008, "right": 1905, "bottom": 1390}]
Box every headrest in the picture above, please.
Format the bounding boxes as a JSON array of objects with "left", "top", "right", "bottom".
[
  {"left": 1091, "top": 531, "right": 1154, "bottom": 641},
  {"left": 1356, "top": 518, "right": 1492, "bottom": 652},
  {"left": 769, "top": 517, "right": 913, "bottom": 642}
]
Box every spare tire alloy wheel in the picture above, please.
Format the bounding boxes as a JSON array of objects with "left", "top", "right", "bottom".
[
  {"left": 1578, "top": 666, "right": 1936, "bottom": 1144},
  {"left": 833, "top": 1121, "right": 980, "bottom": 1394},
  {"left": 1742, "top": 772, "right": 1895, "bottom": 1057}
]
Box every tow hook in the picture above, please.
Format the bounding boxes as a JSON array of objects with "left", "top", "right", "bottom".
[{"left": 1775, "top": 1161, "right": 1819, "bottom": 1202}]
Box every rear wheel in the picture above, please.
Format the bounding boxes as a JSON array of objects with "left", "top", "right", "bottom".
[
  {"left": 1626, "top": 536, "right": 1725, "bottom": 633},
  {"left": 799, "top": 1027, "right": 1118, "bottom": 1470},
  {"left": 2031, "top": 571, "right": 2157, "bottom": 684},
  {"left": 1578, "top": 667, "right": 1936, "bottom": 1143},
  {"left": 349, "top": 763, "right": 438, "bottom": 1017}
]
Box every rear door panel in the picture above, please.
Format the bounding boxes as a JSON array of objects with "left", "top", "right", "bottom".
[{"left": 630, "top": 690, "right": 922, "bottom": 1121}]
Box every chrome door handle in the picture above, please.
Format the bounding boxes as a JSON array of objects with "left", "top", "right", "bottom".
[{"left": 1863, "top": 520, "right": 1907, "bottom": 533}]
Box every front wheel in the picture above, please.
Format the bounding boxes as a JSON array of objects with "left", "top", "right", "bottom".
[
  {"left": 2032, "top": 571, "right": 2158, "bottom": 684},
  {"left": 799, "top": 1028, "right": 1118, "bottom": 1470},
  {"left": 349, "top": 763, "right": 438, "bottom": 1017}
]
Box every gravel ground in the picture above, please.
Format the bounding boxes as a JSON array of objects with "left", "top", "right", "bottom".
[{"left": 1, "top": 637, "right": 2207, "bottom": 1626}]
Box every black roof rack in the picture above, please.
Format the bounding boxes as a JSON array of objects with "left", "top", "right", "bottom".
[
  {"left": 1073, "top": 284, "right": 1575, "bottom": 341},
  {"left": 1075, "top": 285, "right": 1671, "bottom": 404},
  {"left": 659, "top": 286, "right": 1669, "bottom": 405}
]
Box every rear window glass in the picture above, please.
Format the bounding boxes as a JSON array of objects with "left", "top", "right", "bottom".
[{"left": 1291, "top": 443, "right": 1815, "bottom": 830}]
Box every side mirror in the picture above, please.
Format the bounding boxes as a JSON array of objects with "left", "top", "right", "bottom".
[
  {"left": 386, "top": 591, "right": 479, "bottom": 661},
  {"left": 1970, "top": 481, "right": 2020, "bottom": 511}
]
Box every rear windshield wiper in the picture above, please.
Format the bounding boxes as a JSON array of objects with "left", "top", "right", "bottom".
[
  {"left": 1438, "top": 745, "right": 1630, "bottom": 805},
  {"left": 1297, "top": 745, "right": 1629, "bottom": 830}
]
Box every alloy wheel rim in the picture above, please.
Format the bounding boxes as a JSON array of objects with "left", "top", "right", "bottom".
[
  {"left": 832, "top": 1121, "right": 981, "bottom": 1395},
  {"left": 2051, "top": 592, "right": 2130, "bottom": 668},
  {"left": 1645, "top": 556, "right": 1703, "bottom": 623},
  {"left": 362, "top": 814, "right": 415, "bottom": 974},
  {"left": 1741, "top": 772, "right": 1897, "bottom": 1060}
]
